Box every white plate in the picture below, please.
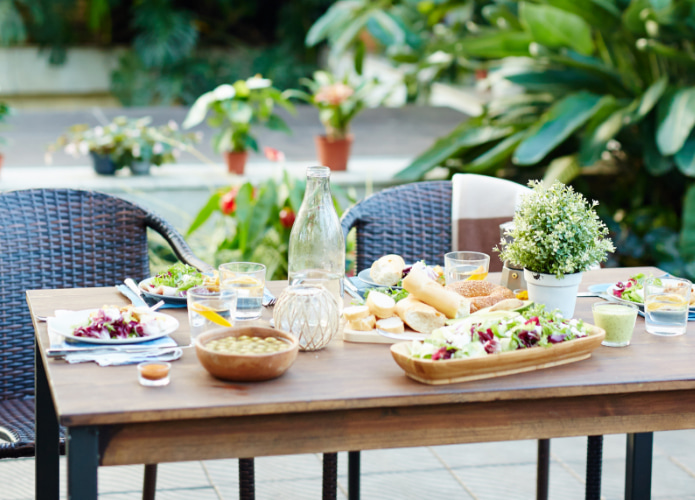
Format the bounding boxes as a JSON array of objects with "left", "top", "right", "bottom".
[
  {"left": 47, "top": 309, "right": 179, "bottom": 345},
  {"left": 356, "top": 268, "right": 403, "bottom": 289},
  {"left": 138, "top": 277, "right": 188, "bottom": 305},
  {"left": 605, "top": 283, "right": 695, "bottom": 312}
]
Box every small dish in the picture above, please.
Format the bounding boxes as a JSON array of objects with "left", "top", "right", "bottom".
[
  {"left": 138, "top": 277, "right": 188, "bottom": 305},
  {"left": 195, "top": 326, "right": 299, "bottom": 382}
]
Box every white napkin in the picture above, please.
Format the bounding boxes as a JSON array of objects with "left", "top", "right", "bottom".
[{"left": 48, "top": 310, "right": 183, "bottom": 366}]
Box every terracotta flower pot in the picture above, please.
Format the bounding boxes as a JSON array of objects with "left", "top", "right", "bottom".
[
  {"left": 315, "top": 135, "right": 353, "bottom": 171},
  {"left": 224, "top": 150, "right": 248, "bottom": 175}
]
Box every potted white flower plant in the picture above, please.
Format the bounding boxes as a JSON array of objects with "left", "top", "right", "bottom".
[
  {"left": 497, "top": 181, "right": 615, "bottom": 318},
  {"left": 182, "top": 76, "right": 294, "bottom": 174},
  {"left": 289, "top": 71, "right": 377, "bottom": 171},
  {"left": 47, "top": 116, "right": 199, "bottom": 176}
]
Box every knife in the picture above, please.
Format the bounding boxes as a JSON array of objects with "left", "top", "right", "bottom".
[
  {"left": 45, "top": 346, "right": 178, "bottom": 357},
  {"left": 344, "top": 279, "right": 363, "bottom": 300},
  {"left": 117, "top": 283, "right": 148, "bottom": 307}
]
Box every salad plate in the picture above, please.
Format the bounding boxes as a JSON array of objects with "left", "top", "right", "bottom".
[
  {"left": 47, "top": 309, "right": 179, "bottom": 345},
  {"left": 390, "top": 324, "right": 605, "bottom": 385},
  {"left": 138, "top": 277, "right": 189, "bottom": 305},
  {"left": 605, "top": 283, "right": 695, "bottom": 312}
]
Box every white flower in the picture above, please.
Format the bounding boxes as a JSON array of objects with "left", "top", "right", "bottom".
[
  {"left": 246, "top": 76, "right": 272, "bottom": 89},
  {"left": 167, "top": 120, "right": 178, "bottom": 131},
  {"left": 153, "top": 142, "right": 164, "bottom": 155},
  {"left": 64, "top": 143, "right": 78, "bottom": 157},
  {"left": 78, "top": 141, "right": 89, "bottom": 156},
  {"left": 213, "top": 84, "right": 236, "bottom": 101},
  {"left": 132, "top": 144, "right": 141, "bottom": 158},
  {"left": 44, "top": 152, "right": 53, "bottom": 165},
  {"left": 94, "top": 126, "right": 104, "bottom": 136}
]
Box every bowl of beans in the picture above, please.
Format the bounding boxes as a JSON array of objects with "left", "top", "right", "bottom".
[{"left": 194, "top": 326, "right": 299, "bottom": 382}]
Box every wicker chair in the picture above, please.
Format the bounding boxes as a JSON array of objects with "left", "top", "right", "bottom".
[
  {"left": 0, "top": 188, "right": 255, "bottom": 500},
  {"left": 340, "top": 180, "right": 605, "bottom": 500}
]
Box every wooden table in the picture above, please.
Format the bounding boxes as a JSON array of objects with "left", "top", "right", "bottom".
[{"left": 30, "top": 267, "right": 695, "bottom": 499}]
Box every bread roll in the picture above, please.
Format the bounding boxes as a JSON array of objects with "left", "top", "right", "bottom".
[
  {"left": 343, "top": 305, "right": 370, "bottom": 322},
  {"left": 402, "top": 268, "right": 470, "bottom": 319},
  {"left": 395, "top": 296, "right": 446, "bottom": 333},
  {"left": 370, "top": 254, "right": 406, "bottom": 286},
  {"left": 366, "top": 290, "right": 396, "bottom": 319},
  {"left": 445, "top": 281, "right": 515, "bottom": 312},
  {"left": 376, "top": 316, "right": 405, "bottom": 334},
  {"left": 349, "top": 315, "right": 376, "bottom": 331}
]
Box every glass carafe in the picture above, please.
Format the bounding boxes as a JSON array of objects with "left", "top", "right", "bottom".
[{"left": 288, "top": 166, "right": 345, "bottom": 307}]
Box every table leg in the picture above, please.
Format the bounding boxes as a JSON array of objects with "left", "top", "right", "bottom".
[
  {"left": 35, "top": 338, "right": 60, "bottom": 500},
  {"left": 67, "top": 426, "right": 99, "bottom": 500},
  {"left": 586, "top": 435, "right": 603, "bottom": 500},
  {"left": 625, "top": 432, "right": 653, "bottom": 500},
  {"left": 537, "top": 439, "right": 550, "bottom": 500},
  {"left": 348, "top": 451, "right": 361, "bottom": 500},
  {"left": 322, "top": 452, "right": 337, "bottom": 500}
]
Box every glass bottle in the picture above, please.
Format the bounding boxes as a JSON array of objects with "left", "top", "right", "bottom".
[{"left": 288, "top": 166, "right": 345, "bottom": 306}]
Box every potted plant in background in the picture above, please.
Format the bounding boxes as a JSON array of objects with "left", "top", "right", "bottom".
[
  {"left": 47, "top": 116, "right": 199, "bottom": 176},
  {"left": 497, "top": 181, "right": 615, "bottom": 318},
  {"left": 289, "top": 71, "right": 377, "bottom": 171},
  {"left": 182, "top": 76, "right": 295, "bottom": 175}
]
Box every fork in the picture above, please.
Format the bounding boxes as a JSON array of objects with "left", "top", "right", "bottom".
[{"left": 262, "top": 287, "right": 277, "bottom": 307}]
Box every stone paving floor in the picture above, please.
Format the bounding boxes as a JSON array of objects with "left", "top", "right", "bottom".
[{"left": 5, "top": 432, "right": 695, "bottom": 499}]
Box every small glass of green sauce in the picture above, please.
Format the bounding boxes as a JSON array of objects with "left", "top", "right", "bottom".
[{"left": 592, "top": 302, "right": 639, "bottom": 347}]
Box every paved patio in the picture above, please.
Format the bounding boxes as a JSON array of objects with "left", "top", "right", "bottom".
[{"left": 5, "top": 432, "right": 695, "bottom": 499}]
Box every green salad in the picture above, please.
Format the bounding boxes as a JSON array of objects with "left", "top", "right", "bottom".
[
  {"left": 611, "top": 273, "right": 647, "bottom": 304},
  {"left": 410, "top": 304, "right": 591, "bottom": 361},
  {"left": 148, "top": 263, "right": 203, "bottom": 297}
]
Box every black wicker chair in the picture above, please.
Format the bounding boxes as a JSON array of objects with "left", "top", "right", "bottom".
[
  {"left": 0, "top": 188, "right": 255, "bottom": 500},
  {"left": 340, "top": 180, "right": 604, "bottom": 500}
]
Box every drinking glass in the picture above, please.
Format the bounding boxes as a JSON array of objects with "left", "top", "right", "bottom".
[
  {"left": 644, "top": 276, "right": 691, "bottom": 336},
  {"left": 592, "top": 302, "right": 638, "bottom": 347},
  {"left": 219, "top": 262, "right": 266, "bottom": 320},
  {"left": 444, "top": 251, "right": 490, "bottom": 285},
  {"left": 187, "top": 287, "right": 237, "bottom": 340}
]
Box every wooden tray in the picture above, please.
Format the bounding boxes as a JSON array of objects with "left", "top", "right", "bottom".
[{"left": 390, "top": 325, "right": 605, "bottom": 385}]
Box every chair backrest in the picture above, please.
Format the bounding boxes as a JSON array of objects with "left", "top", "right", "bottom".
[
  {"left": 0, "top": 189, "right": 195, "bottom": 400},
  {"left": 451, "top": 173, "right": 531, "bottom": 272},
  {"left": 340, "top": 181, "right": 452, "bottom": 272}
]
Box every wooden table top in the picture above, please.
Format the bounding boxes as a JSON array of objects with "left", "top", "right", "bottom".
[{"left": 29, "top": 267, "right": 695, "bottom": 429}]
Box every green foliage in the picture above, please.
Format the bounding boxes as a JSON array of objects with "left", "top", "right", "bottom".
[
  {"left": 0, "top": 101, "right": 11, "bottom": 147},
  {"left": 498, "top": 181, "right": 615, "bottom": 277},
  {"left": 182, "top": 77, "right": 294, "bottom": 153},
  {"left": 187, "top": 172, "right": 305, "bottom": 281},
  {"left": 350, "top": 0, "right": 695, "bottom": 279}
]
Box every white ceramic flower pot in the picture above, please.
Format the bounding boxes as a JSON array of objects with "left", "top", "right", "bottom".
[{"left": 524, "top": 269, "right": 583, "bottom": 318}]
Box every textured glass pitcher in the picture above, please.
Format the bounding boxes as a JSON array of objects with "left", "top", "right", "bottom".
[{"left": 288, "top": 166, "right": 345, "bottom": 307}]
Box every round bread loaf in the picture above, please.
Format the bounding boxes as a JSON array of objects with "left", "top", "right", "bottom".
[{"left": 445, "top": 281, "right": 515, "bottom": 312}]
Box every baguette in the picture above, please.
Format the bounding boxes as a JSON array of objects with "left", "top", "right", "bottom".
[
  {"left": 402, "top": 268, "right": 470, "bottom": 319},
  {"left": 366, "top": 290, "right": 396, "bottom": 319},
  {"left": 349, "top": 315, "right": 376, "bottom": 331},
  {"left": 370, "top": 254, "right": 406, "bottom": 286},
  {"left": 395, "top": 296, "right": 446, "bottom": 333},
  {"left": 343, "top": 305, "right": 370, "bottom": 322},
  {"left": 376, "top": 316, "right": 405, "bottom": 333}
]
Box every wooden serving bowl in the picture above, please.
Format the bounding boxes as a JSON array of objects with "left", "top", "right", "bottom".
[{"left": 195, "top": 326, "right": 299, "bottom": 382}]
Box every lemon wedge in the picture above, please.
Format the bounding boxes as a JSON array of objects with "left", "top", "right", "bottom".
[
  {"left": 190, "top": 302, "right": 232, "bottom": 327},
  {"left": 645, "top": 294, "right": 688, "bottom": 312},
  {"left": 465, "top": 265, "right": 488, "bottom": 281}
]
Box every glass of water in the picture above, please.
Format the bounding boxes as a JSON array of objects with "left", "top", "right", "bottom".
[
  {"left": 219, "top": 262, "right": 266, "bottom": 320},
  {"left": 187, "top": 287, "right": 237, "bottom": 341},
  {"left": 444, "top": 251, "right": 490, "bottom": 285},
  {"left": 644, "top": 276, "right": 692, "bottom": 336}
]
